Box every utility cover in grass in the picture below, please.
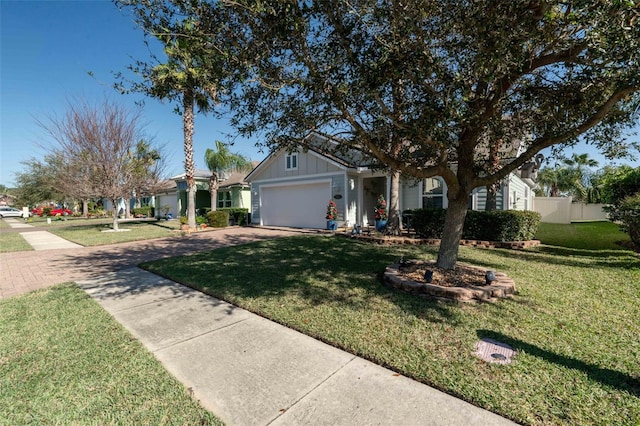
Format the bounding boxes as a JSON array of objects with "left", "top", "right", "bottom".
[{"left": 474, "top": 338, "right": 516, "bottom": 364}]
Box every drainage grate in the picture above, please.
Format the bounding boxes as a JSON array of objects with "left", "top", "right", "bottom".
[{"left": 474, "top": 338, "right": 516, "bottom": 364}]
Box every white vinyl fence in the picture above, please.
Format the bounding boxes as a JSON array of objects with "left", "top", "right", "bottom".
[{"left": 532, "top": 197, "right": 608, "bottom": 224}]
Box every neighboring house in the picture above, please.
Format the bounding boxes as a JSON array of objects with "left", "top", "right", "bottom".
[
  {"left": 100, "top": 167, "right": 254, "bottom": 219},
  {"left": 171, "top": 167, "right": 253, "bottom": 216},
  {"left": 154, "top": 179, "right": 179, "bottom": 218},
  {"left": 246, "top": 133, "right": 539, "bottom": 229},
  {"left": 0, "top": 193, "right": 15, "bottom": 206}
]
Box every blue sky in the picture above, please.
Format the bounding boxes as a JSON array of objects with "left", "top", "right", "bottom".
[
  {"left": 0, "top": 0, "right": 264, "bottom": 187},
  {"left": 1, "top": 0, "right": 638, "bottom": 187}
]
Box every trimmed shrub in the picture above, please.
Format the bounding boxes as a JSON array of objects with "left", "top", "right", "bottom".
[
  {"left": 207, "top": 210, "right": 229, "bottom": 228},
  {"left": 409, "top": 209, "right": 447, "bottom": 238},
  {"left": 218, "top": 208, "right": 249, "bottom": 225},
  {"left": 605, "top": 193, "right": 640, "bottom": 247},
  {"left": 408, "top": 208, "right": 541, "bottom": 241},
  {"left": 473, "top": 210, "right": 541, "bottom": 241},
  {"left": 132, "top": 206, "right": 153, "bottom": 217}
]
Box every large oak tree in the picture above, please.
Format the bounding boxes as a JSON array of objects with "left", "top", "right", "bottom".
[{"left": 220, "top": 0, "right": 639, "bottom": 268}]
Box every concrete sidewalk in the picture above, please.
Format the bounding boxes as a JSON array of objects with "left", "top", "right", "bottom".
[
  {"left": 2, "top": 224, "right": 516, "bottom": 424},
  {"left": 2, "top": 218, "right": 82, "bottom": 250},
  {"left": 78, "top": 267, "right": 516, "bottom": 426}
]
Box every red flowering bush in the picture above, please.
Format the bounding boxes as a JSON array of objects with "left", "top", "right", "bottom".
[
  {"left": 374, "top": 195, "right": 388, "bottom": 220},
  {"left": 326, "top": 199, "right": 338, "bottom": 220}
]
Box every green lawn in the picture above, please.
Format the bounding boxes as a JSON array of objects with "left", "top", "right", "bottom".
[
  {"left": 48, "top": 219, "right": 183, "bottom": 246},
  {"left": 0, "top": 283, "right": 222, "bottom": 425},
  {"left": 1, "top": 218, "right": 185, "bottom": 251},
  {"left": 535, "top": 221, "right": 627, "bottom": 251},
  {"left": 26, "top": 216, "right": 114, "bottom": 228},
  {"left": 0, "top": 232, "right": 33, "bottom": 252},
  {"left": 142, "top": 222, "right": 640, "bottom": 425}
]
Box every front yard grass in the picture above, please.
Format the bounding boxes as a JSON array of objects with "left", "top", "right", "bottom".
[
  {"left": 0, "top": 283, "right": 222, "bottom": 425},
  {"left": 48, "top": 219, "right": 183, "bottom": 246},
  {"left": 142, "top": 224, "right": 639, "bottom": 425},
  {"left": 0, "top": 232, "right": 33, "bottom": 252}
]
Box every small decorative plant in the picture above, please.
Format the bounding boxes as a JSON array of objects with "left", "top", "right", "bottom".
[
  {"left": 326, "top": 199, "right": 338, "bottom": 220},
  {"left": 374, "top": 195, "right": 388, "bottom": 221}
]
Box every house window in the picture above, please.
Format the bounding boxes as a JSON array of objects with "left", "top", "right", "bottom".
[
  {"left": 285, "top": 153, "right": 298, "bottom": 170},
  {"left": 217, "top": 191, "right": 232, "bottom": 208},
  {"left": 422, "top": 178, "right": 444, "bottom": 209}
]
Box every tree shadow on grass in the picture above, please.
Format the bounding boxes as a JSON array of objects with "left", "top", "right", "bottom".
[
  {"left": 470, "top": 245, "right": 640, "bottom": 271},
  {"left": 140, "top": 235, "right": 460, "bottom": 325},
  {"left": 477, "top": 329, "right": 640, "bottom": 397}
]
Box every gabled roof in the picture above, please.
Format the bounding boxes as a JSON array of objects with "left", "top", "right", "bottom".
[
  {"left": 170, "top": 169, "right": 212, "bottom": 181},
  {"left": 245, "top": 132, "right": 380, "bottom": 182},
  {"left": 303, "top": 132, "right": 379, "bottom": 168},
  {"left": 171, "top": 163, "right": 258, "bottom": 189}
]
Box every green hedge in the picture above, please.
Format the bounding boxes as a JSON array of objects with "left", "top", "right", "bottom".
[
  {"left": 206, "top": 210, "right": 229, "bottom": 228},
  {"left": 132, "top": 206, "right": 153, "bottom": 217},
  {"left": 409, "top": 209, "right": 447, "bottom": 239},
  {"left": 604, "top": 193, "right": 640, "bottom": 246},
  {"left": 409, "top": 209, "right": 541, "bottom": 241},
  {"left": 218, "top": 208, "right": 249, "bottom": 225}
]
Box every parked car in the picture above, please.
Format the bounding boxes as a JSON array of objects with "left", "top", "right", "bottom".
[{"left": 0, "top": 207, "right": 31, "bottom": 218}]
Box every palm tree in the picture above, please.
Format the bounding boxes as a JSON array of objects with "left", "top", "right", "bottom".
[
  {"left": 538, "top": 153, "right": 600, "bottom": 201},
  {"left": 563, "top": 153, "right": 599, "bottom": 202},
  {"left": 117, "top": 3, "right": 227, "bottom": 230},
  {"left": 204, "top": 141, "right": 252, "bottom": 211},
  {"left": 148, "top": 25, "right": 219, "bottom": 229}
]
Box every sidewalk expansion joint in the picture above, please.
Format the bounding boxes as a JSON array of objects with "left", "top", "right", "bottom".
[
  {"left": 152, "top": 317, "right": 251, "bottom": 353},
  {"left": 265, "top": 354, "right": 358, "bottom": 425}
]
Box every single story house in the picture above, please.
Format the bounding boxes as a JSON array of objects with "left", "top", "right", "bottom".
[
  {"left": 245, "top": 133, "right": 539, "bottom": 229},
  {"left": 100, "top": 167, "right": 253, "bottom": 219},
  {"left": 172, "top": 167, "right": 253, "bottom": 216}
]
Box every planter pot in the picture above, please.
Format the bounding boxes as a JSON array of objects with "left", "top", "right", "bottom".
[
  {"left": 375, "top": 220, "right": 388, "bottom": 232},
  {"left": 326, "top": 220, "right": 338, "bottom": 231}
]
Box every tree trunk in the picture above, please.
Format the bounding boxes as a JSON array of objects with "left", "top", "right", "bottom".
[
  {"left": 112, "top": 198, "right": 120, "bottom": 231},
  {"left": 183, "top": 89, "right": 197, "bottom": 230},
  {"left": 385, "top": 170, "right": 401, "bottom": 235},
  {"left": 125, "top": 199, "right": 131, "bottom": 219},
  {"left": 436, "top": 193, "right": 469, "bottom": 269},
  {"left": 82, "top": 199, "right": 88, "bottom": 217},
  {"left": 209, "top": 173, "right": 218, "bottom": 212},
  {"left": 485, "top": 182, "right": 498, "bottom": 211}
]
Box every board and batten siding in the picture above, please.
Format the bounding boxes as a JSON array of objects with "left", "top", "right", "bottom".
[
  {"left": 506, "top": 176, "right": 531, "bottom": 211},
  {"left": 255, "top": 150, "right": 343, "bottom": 180},
  {"left": 401, "top": 179, "right": 422, "bottom": 211}
]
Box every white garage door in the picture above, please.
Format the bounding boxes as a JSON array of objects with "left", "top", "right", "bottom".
[{"left": 261, "top": 182, "right": 331, "bottom": 228}]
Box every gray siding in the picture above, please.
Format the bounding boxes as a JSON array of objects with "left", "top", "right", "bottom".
[
  {"left": 252, "top": 150, "right": 342, "bottom": 181},
  {"left": 507, "top": 176, "right": 530, "bottom": 211},
  {"left": 473, "top": 186, "right": 505, "bottom": 211},
  {"left": 401, "top": 179, "right": 421, "bottom": 211},
  {"left": 330, "top": 174, "right": 346, "bottom": 221}
]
